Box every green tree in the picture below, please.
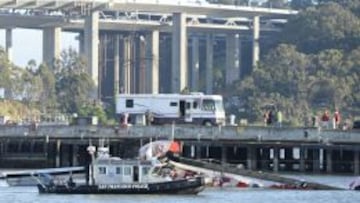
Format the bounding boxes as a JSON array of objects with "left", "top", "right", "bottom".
[
  {"left": 320, "top": 0, "right": 360, "bottom": 16},
  {"left": 290, "top": 0, "right": 315, "bottom": 10},
  {"left": 265, "top": 0, "right": 289, "bottom": 8},
  {"left": 78, "top": 103, "right": 108, "bottom": 125},
  {"left": 37, "top": 63, "right": 57, "bottom": 112},
  {"left": 281, "top": 2, "right": 360, "bottom": 53},
  {"left": 55, "top": 48, "right": 95, "bottom": 113},
  {"left": 0, "top": 47, "right": 13, "bottom": 97},
  {"left": 21, "top": 70, "right": 43, "bottom": 105}
]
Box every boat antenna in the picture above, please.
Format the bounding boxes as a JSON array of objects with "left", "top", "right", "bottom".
[
  {"left": 171, "top": 121, "right": 175, "bottom": 141},
  {"left": 87, "top": 145, "right": 96, "bottom": 185}
]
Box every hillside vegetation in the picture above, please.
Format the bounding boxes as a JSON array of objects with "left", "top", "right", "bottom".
[
  {"left": 221, "top": 0, "right": 360, "bottom": 125},
  {"left": 0, "top": 100, "right": 40, "bottom": 122}
]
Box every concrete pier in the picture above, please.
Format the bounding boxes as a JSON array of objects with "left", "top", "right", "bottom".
[{"left": 0, "top": 125, "right": 359, "bottom": 174}]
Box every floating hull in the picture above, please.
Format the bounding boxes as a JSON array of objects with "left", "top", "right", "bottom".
[
  {"left": 37, "top": 177, "right": 205, "bottom": 195},
  {"left": 3, "top": 167, "right": 85, "bottom": 186}
]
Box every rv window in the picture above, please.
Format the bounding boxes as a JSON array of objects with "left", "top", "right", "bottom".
[
  {"left": 124, "top": 166, "right": 131, "bottom": 175},
  {"left": 170, "top": 102, "right": 177, "bottom": 107},
  {"left": 202, "top": 99, "right": 215, "bottom": 111},
  {"left": 116, "top": 167, "right": 122, "bottom": 175},
  {"left": 126, "top": 99, "right": 134, "bottom": 108},
  {"left": 193, "top": 102, "right": 198, "bottom": 109},
  {"left": 98, "top": 167, "right": 106, "bottom": 175}
]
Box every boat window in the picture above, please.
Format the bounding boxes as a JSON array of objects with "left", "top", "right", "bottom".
[
  {"left": 98, "top": 166, "right": 106, "bottom": 175},
  {"left": 124, "top": 166, "right": 131, "bottom": 176},
  {"left": 151, "top": 166, "right": 162, "bottom": 175},
  {"left": 126, "top": 99, "right": 134, "bottom": 108},
  {"left": 202, "top": 99, "right": 215, "bottom": 111},
  {"left": 170, "top": 102, "right": 177, "bottom": 107},
  {"left": 186, "top": 102, "right": 191, "bottom": 109},
  {"left": 142, "top": 167, "right": 150, "bottom": 176},
  {"left": 116, "top": 167, "right": 122, "bottom": 175},
  {"left": 193, "top": 101, "right": 198, "bottom": 109}
]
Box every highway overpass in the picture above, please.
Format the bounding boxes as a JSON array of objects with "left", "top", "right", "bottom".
[{"left": 0, "top": 0, "right": 297, "bottom": 99}]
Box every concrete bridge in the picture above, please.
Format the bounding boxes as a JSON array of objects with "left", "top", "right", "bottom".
[
  {"left": 0, "top": 125, "right": 359, "bottom": 175},
  {"left": 0, "top": 0, "right": 297, "bottom": 99}
]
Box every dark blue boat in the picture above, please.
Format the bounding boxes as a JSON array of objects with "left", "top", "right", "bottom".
[
  {"left": 37, "top": 176, "right": 205, "bottom": 194},
  {"left": 37, "top": 146, "right": 205, "bottom": 195}
]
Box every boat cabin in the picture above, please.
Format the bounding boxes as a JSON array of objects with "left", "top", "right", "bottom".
[{"left": 93, "top": 158, "right": 154, "bottom": 184}]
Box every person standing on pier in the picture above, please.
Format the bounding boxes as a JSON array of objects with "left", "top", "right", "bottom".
[
  {"left": 263, "top": 110, "right": 269, "bottom": 126},
  {"left": 145, "top": 110, "right": 154, "bottom": 126},
  {"left": 333, "top": 109, "right": 341, "bottom": 129},
  {"left": 276, "top": 110, "right": 283, "bottom": 128},
  {"left": 267, "top": 110, "right": 273, "bottom": 126},
  {"left": 321, "top": 109, "right": 330, "bottom": 129}
]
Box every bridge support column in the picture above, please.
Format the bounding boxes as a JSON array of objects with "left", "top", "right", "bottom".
[
  {"left": 273, "top": 147, "right": 279, "bottom": 173},
  {"left": 145, "top": 30, "right": 160, "bottom": 93},
  {"left": 205, "top": 34, "right": 213, "bottom": 94},
  {"left": 226, "top": 34, "right": 240, "bottom": 85},
  {"left": 78, "top": 32, "right": 85, "bottom": 56},
  {"left": 122, "top": 36, "right": 132, "bottom": 93},
  {"left": 43, "top": 27, "right": 61, "bottom": 65},
  {"left": 84, "top": 11, "right": 99, "bottom": 97},
  {"left": 5, "top": 28, "right": 12, "bottom": 62},
  {"left": 114, "top": 35, "right": 120, "bottom": 95},
  {"left": 252, "top": 16, "right": 260, "bottom": 68},
  {"left": 190, "top": 36, "right": 199, "bottom": 91},
  {"left": 313, "top": 149, "right": 320, "bottom": 173},
  {"left": 171, "top": 12, "right": 187, "bottom": 93},
  {"left": 247, "top": 146, "right": 257, "bottom": 170},
  {"left": 326, "top": 149, "right": 333, "bottom": 173},
  {"left": 354, "top": 150, "right": 359, "bottom": 175},
  {"left": 56, "top": 140, "right": 61, "bottom": 168}
]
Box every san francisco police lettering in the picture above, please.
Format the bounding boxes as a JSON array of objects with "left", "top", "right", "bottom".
[{"left": 98, "top": 184, "right": 149, "bottom": 190}]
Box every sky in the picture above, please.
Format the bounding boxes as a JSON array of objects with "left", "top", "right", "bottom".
[{"left": 0, "top": 29, "right": 78, "bottom": 67}]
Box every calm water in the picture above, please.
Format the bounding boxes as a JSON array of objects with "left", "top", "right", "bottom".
[{"left": 1, "top": 175, "right": 359, "bottom": 203}]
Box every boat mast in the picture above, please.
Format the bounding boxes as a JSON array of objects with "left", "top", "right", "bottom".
[{"left": 87, "top": 145, "right": 96, "bottom": 185}]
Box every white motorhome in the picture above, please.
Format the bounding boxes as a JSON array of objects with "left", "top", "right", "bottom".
[{"left": 115, "top": 93, "right": 225, "bottom": 126}]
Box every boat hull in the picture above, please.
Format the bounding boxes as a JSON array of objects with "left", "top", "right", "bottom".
[{"left": 37, "top": 177, "right": 205, "bottom": 195}]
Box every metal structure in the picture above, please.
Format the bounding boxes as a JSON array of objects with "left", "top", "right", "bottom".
[{"left": 0, "top": 0, "right": 297, "bottom": 99}]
